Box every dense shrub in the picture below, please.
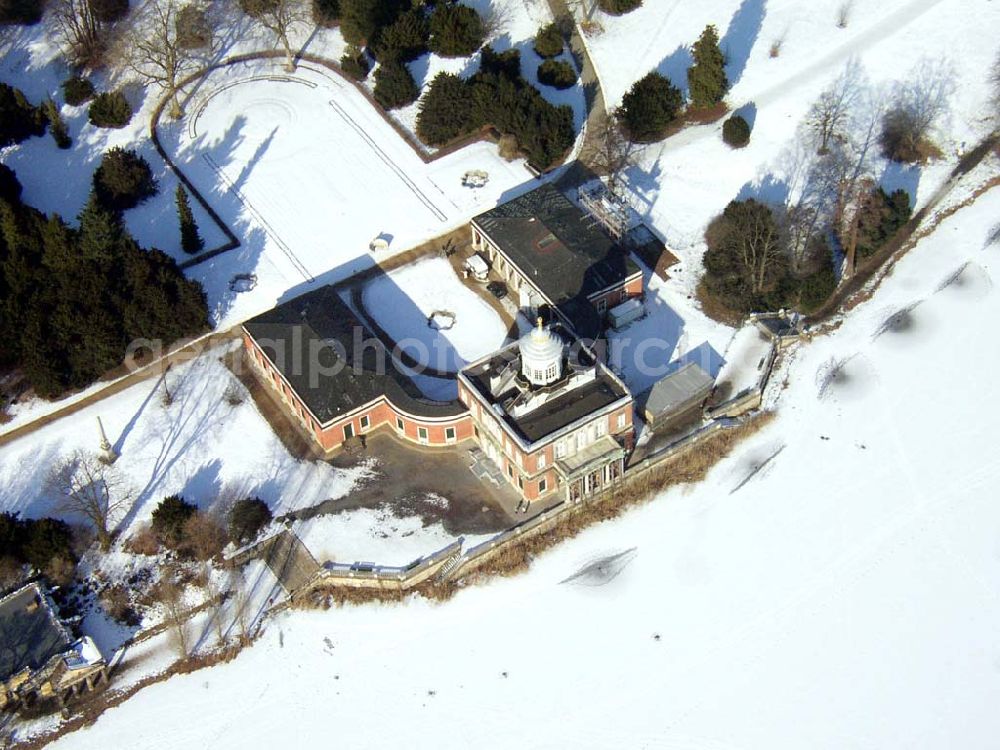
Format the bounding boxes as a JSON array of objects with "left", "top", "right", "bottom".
[
  {"left": 175, "top": 4, "right": 211, "bottom": 48},
  {"left": 722, "top": 114, "right": 750, "bottom": 147},
  {"left": 415, "top": 47, "right": 574, "bottom": 170},
  {"left": 619, "top": 71, "right": 682, "bottom": 142},
  {"left": 373, "top": 9, "right": 429, "bottom": 63},
  {"left": 0, "top": 0, "right": 44, "bottom": 25},
  {"left": 88, "top": 90, "right": 133, "bottom": 129},
  {"left": 93, "top": 147, "right": 158, "bottom": 211},
  {"left": 373, "top": 62, "right": 419, "bottom": 109},
  {"left": 340, "top": 49, "right": 371, "bottom": 80},
  {"left": 879, "top": 106, "right": 937, "bottom": 163},
  {"left": 89, "top": 0, "right": 129, "bottom": 23},
  {"left": 533, "top": 23, "right": 562, "bottom": 58},
  {"left": 180, "top": 513, "right": 226, "bottom": 560},
  {"left": 416, "top": 72, "right": 478, "bottom": 145},
  {"left": 428, "top": 3, "right": 484, "bottom": 57},
  {"left": 228, "top": 497, "right": 273, "bottom": 544},
  {"left": 62, "top": 76, "right": 96, "bottom": 106},
  {"left": 0, "top": 82, "right": 45, "bottom": 147},
  {"left": 0, "top": 163, "right": 22, "bottom": 203},
  {"left": 687, "top": 24, "right": 727, "bottom": 108},
  {"left": 151, "top": 495, "right": 197, "bottom": 548},
  {"left": 597, "top": 0, "right": 641, "bottom": 15},
  {"left": 311, "top": 0, "right": 340, "bottom": 26},
  {"left": 537, "top": 59, "right": 576, "bottom": 89}
]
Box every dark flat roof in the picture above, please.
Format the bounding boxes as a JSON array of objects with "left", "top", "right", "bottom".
[
  {"left": 243, "top": 285, "right": 465, "bottom": 424},
  {"left": 0, "top": 584, "right": 73, "bottom": 681},
  {"left": 473, "top": 184, "right": 640, "bottom": 336},
  {"left": 463, "top": 347, "right": 629, "bottom": 445}
]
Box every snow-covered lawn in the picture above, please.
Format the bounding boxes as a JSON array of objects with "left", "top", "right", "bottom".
[
  {"left": 360, "top": 256, "right": 508, "bottom": 372},
  {"left": 41, "top": 184, "right": 1000, "bottom": 750},
  {"left": 160, "top": 59, "right": 534, "bottom": 326},
  {"left": 0, "top": 343, "right": 356, "bottom": 535}
]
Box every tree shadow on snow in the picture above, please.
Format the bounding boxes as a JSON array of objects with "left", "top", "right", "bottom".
[{"left": 721, "top": 0, "right": 767, "bottom": 89}]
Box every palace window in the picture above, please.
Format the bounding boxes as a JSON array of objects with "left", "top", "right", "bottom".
[
  {"left": 418, "top": 427, "right": 428, "bottom": 443},
  {"left": 445, "top": 426, "right": 456, "bottom": 443},
  {"left": 360, "top": 415, "right": 370, "bottom": 430},
  {"left": 538, "top": 478, "right": 547, "bottom": 494},
  {"left": 537, "top": 453, "right": 547, "bottom": 470}
]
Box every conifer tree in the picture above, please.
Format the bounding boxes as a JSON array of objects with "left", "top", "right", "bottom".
[
  {"left": 175, "top": 184, "right": 204, "bottom": 254},
  {"left": 687, "top": 24, "right": 727, "bottom": 108},
  {"left": 43, "top": 97, "right": 72, "bottom": 149}
]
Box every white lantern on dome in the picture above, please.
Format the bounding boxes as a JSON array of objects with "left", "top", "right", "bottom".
[{"left": 520, "top": 318, "right": 563, "bottom": 386}]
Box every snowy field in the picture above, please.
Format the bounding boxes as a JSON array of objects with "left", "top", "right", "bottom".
[
  {"left": 43, "top": 184, "right": 1000, "bottom": 750},
  {"left": 361, "top": 256, "right": 509, "bottom": 372},
  {"left": 584, "top": 0, "right": 999, "bottom": 294}
]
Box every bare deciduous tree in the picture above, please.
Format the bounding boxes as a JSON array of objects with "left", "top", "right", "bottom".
[
  {"left": 49, "top": 450, "right": 133, "bottom": 552},
  {"left": 119, "top": 0, "right": 213, "bottom": 118},
  {"left": 52, "top": 0, "right": 106, "bottom": 66},
  {"left": 989, "top": 51, "right": 1000, "bottom": 127},
  {"left": 157, "top": 569, "right": 190, "bottom": 659},
  {"left": 229, "top": 568, "right": 252, "bottom": 644},
  {"left": 805, "top": 59, "right": 864, "bottom": 154},
  {"left": 241, "top": 0, "right": 308, "bottom": 72},
  {"left": 583, "top": 115, "right": 636, "bottom": 195}
]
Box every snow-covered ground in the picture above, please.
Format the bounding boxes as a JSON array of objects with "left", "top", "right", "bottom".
[
  {"left": 0, "top": 341, "right": 479, "bottom": 574},
  {"left": 161, "top": 59, "right": 534, "bottom": 326},
  {"left": 585, "top": 0, "right": 998, "bottom": 292},
  {"left": 360, "top": 256, "right": 509, "bottom": 372},
  {"left": 40, "top": 183, "right": 1000, "bottom": 750}
]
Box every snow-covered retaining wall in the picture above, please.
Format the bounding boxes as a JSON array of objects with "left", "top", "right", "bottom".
[{"left": 288, "top": 539, "right": 464, "bottom": 598}]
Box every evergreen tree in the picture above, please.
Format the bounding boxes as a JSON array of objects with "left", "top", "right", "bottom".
[
  {"left": 722, "top": 113, "right": 750, "bottom": 147},
  {"left": 0, "top": 163, "right": 21, "bottom": 203},
  {"left": 339, "top": 0, "right": 406, "bottom": 45},
  {"left": 78, "top": 192, "right": 125, "bottom": 263},
  {"left": 533, "top": 23, "right": 562, "bottom": 59},
  {"left": 311, "top": 0, "right": 339, "bottom": 26},
  {"left": 537, "top": 60, "right": 576, "bottom": 89},
  {"left": 619, "top": 71, "right": 683, "bottom": 142},
  {"left": 373, "top": 9, "right": 429, "bottom": 63},
  {"left": 373, "top": 62, "right": 419, "bottom": 109},
  {"left": 93, "top": 147, "right": 158, "bottom": 211},
  {"left": 687, "top": 24, "right": 728, "bottom": 108},
  {"left": 0, "top": 82, "right": 45, "bottom": 147},
  {"left": 597, "top": 0, "right": 641, "bottom": 14},
  {"left": 428, "top": 3, "right": 484, "bottom": 57},
  {"left": 43, "top": 97, "right": 72, "bottom": 149},
  {"left": 175, "top": 184, "right": 204, "bottom": 254},
  {"left": 416, "top": 72, "right": 480, "bottom": 145}
]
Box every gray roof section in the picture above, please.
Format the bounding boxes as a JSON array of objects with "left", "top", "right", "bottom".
[
  {"left": 642, "top": 362, "right": 714, "bottom": 418},
  {"left": 243, "top": 285, "right": 465, "bottom": 424},
  {"left": 0, "top": 583, "right": 73, "bottom": 681},
  {"left": 473, "top": 184, "right": 640, "bottom": 338},
  {"left": 462, "top": 339, "right": 630, "bottom": 445}
]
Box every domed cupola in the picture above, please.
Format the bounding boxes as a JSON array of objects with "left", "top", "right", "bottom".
[{"left": 520, "top": 318, "right": 563, "bottom": 386}]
